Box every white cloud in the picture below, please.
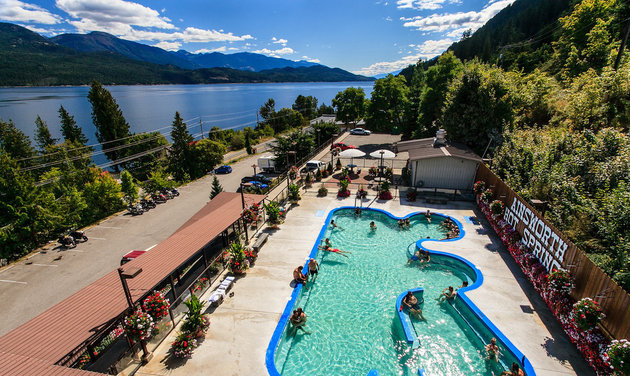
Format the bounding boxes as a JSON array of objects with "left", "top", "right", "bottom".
[
  {"left": 153, "top": 41, "right": 180, "bottom": 51},
  {"left": 397, "top": 0, "right": 446, "bottom": 10},
  {"left": 252, "top": 47, "right": 294, "bottom": 57},
  {"left": 445, "top": 27, "right": 469, "bottom": 38},
  {"left": 0, "top": 0, "right": 61, "bottom": 24},
  {"left": 385, "top": 16, "right": 392, "bottom": 21},
  {"left": 21, "top": 24, "right": 66, "bottom": 34},
  {"left": 402, "top": 0, "right": 515, "bottom": 33},
  {"left": 271, "top": 37, "right": 288, "bottom": 46},
  {"left": 353, "top": 38, "right": 453, "bottom": 76},
  {"left": 302, "top": 55, "right": 321, "bottom": 63},
  {"left": 194, "top": 46, "right": 226, "bottom": 53},
  {"left": 56, "top": 0, "right": 175, "bottom": 31}
]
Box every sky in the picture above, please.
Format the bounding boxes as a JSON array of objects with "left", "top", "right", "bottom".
[{"left": 0, "top": 0, "right": 515, "bottom": 76}]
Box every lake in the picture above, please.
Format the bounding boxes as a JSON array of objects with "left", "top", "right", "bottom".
[{"left": 0, "top": 82, "right": 374, "bottom": 145}]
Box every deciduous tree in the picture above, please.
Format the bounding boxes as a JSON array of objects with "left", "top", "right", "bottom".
[{"left": 332, "top": 87, "right": 366, "bottom": 126}]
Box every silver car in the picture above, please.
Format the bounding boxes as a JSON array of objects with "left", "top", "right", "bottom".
[{"left": 350, "top": 128, "right": 371, "bottom": 135}]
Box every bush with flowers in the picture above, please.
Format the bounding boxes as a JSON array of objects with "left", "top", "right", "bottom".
[
  {"left": 123, "top": 310, "right": 154, "bottom": 342},
  {"left": 476, "top": 196, "right": 611, "bottom": 373},
  {"left": 244, "top": 247, "right": 257, "bottom": 265},
  {"left": 318, "top": 184, "right": 328, "bottom": 197},
  {"left": 142, "top": 291, "right": 170, "bottom": 321},
  {"left": 473, "top": 180, "right": 486, "bottom": 195},
  {"left": 368, "top": 166, "right": 378, "bottom": 176},
  {"left": 490, "top": 200, "right": 505, "bottom": 215},
  {"left": 378, "top": 181, "right": 392, "bottom": 200},
  {"left": 226, "top": 242, "right": 249, "bottom": 273},
  {"left": 480, "top": 189, "right": 494, "bottom": 203},
  {"left": 171, "top": 331, "right": 197, "bottom": 358},
  {"left": 572, "top": 298, "right": 605, "bottom": 332},
  {"left": 547, "top": 269, "right": 573, "bottom": 296},
  {"left": 605, "top": 339, "right": 630, "bottom": 374},
  {"left": 192, "top": 277, "right": 209, "bottom": 294}
]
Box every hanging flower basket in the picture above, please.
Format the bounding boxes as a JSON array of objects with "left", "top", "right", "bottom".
[
  {"left": 571, "top": 298, "right": 605, "bottom": 332},
  {"left": 490, "top": 200, "right": 505, "bottom": 215},
  {"left": 368, "top": 166, "right": 378, "bottom": 176},
  {"left": 605, "top": 339, "right": 630, "bottom": 375},
  {"left": 547, "top": 269, "right": 573, "bottom": 296},
  {"left": 242, "top": 203, "right": 261, "bottom": 224},
  {"left": 288, "top": 166, "right": 298, "bottom": 180},
  {"left": 142, "top": 291, "right": 170, "bottom": 321},
  {"left": 123, "top": 310, "right": 154, "bottom": 342},
  {"left": 473, "top": 180, "right": 486, "bottom": 195}
]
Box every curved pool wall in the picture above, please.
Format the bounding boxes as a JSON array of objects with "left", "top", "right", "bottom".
[{"left": 265, "top": 207, "right": 535, "bottom": 376}]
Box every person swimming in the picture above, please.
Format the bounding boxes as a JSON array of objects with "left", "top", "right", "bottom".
[
  {"left": 370, "top": 221, "right": 377, "bottom": 231},
  {"left": 485, "top": 337, "right": 500, "bottom": 362},
  {"left": 437, "top": 286, "right": 455, "bottom": 302},
  {"left": 425, "top": 209, "right": 432, "bottom": 223},
  {"left": 318, "top": 238, "right": 351, "bottom": 257},
  {"left": 289, "top": 308, "right": 310, "bottom": 335},
  {"left": 401, "top": 291, "right": 425, "bottom": 320}
]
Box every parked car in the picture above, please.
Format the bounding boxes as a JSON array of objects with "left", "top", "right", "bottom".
[
  {"left": 215, "top": 165, "right": 232, "bottom": 174},
  {"left": 241, "top": 174, "right": 271, "bottom": 184},
  {"left": 304, "top": 160, "right": 326, "bottom": 172},
  {"left": 331, "top": 142, "right": 356, "bottom": 151},
  {"left": 350, "top": 128, "right": 371, "bottom": 135},
  {"left": 120, "top": 250, "right": 146, "bottom": 265},
  {"left": 239, "top": 181, "right": 269, "bottom": 192}
]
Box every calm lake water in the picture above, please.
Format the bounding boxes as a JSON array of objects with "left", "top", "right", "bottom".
[{"left": 0, "top": 82, "right": 374, "bottom": 144}]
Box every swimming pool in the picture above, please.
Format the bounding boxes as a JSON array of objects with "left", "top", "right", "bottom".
[{"left": 267, "top": 208, "right": 533, "bottom": 376}]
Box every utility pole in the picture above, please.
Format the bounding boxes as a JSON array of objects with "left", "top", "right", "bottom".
[
  {"left": 199, "top": 118, "right": 204, "bottom": 139},
  {"left": 614, "top": 17, "right": 630, "bottom": 71}
]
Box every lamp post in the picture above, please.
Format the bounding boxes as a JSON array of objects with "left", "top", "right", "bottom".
[
  {"left": 252, "top": 164, "right": 257, "bottom": 177},
  {"left": 118, "top": 266, "right": 152, "bottom": 364}
]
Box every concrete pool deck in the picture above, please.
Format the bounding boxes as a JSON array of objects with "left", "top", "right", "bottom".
[{"left": 135, "top": 192, "right": 593, "bottom": 376}]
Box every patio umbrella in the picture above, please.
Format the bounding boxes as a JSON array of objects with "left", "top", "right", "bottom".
[
  {"left": 339, "top": 149, "right": 366, "bottom": 167},
  {"left": 369, "top": 149, "right": 396, "bottom": 176}
]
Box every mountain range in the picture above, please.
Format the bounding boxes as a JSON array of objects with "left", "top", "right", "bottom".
[{"left": 0, "top": 23, "right": 372, "bottom": 86}]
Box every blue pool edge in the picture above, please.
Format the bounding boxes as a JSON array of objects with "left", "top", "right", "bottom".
[{"left": 265, "top": 206, "right": 535, "bottom": 376}]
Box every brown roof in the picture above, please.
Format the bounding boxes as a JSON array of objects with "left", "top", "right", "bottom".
[
  {"left": 0, "top": 352, "right": 103, "bottom": 376},
  {"left": 397, "top": 138, "right": 481, "bottom": 162},
  {"left": 0, "top": 192, "right": 264, "bottom": 375}
]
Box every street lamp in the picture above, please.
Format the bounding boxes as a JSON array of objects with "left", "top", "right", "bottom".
[
  {"left": 252, "top": 164, "right": 257, "bottom": 177},
  {"left": 118, "top": 266, "right": 152, "bottom": 364}
]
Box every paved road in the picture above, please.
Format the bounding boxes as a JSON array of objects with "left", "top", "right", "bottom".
[
  {"left": 0, "top": 133, "right": 401, "bottom": 336},
  {"left": 0, "top": 143, "right": 272, "bottom": 336}
]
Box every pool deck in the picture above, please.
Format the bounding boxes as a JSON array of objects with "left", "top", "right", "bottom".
[{"left": 135, "top": 193, "right": 594, "bottom": 376}]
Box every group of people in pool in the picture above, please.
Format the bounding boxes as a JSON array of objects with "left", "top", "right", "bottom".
[{"left": 440, "top": 217, "right": 460, "bottom": 239}]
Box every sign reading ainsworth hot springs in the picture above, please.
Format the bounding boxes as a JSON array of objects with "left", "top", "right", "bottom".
[{"left": 504, "top": 197, "right": 567, "bottom": 272}]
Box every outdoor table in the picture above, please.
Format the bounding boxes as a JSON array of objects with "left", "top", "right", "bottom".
[{"left": 347, "top": 164, "right": 357, "bottom": 173}]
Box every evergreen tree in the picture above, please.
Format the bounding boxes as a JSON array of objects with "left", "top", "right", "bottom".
[
  {"left": 58, "top": 105, "right": 88, "bottom": 145},
  {"left": 210, "top": 175, "right": 223, "bottom": 199},
  {"left": 34, "top": 115, "right": 57, "bottom": 151},
  {"left": 0, "top": 119, "right": 35, "bottom": 162},
  {"left": 169, "top": 111, "right": 194, "bottom": 182},
  {"left": 120, "top": 170, "right": 138, "bottom": 204},
  {"left": 87, "top": 81, "right": 131, "bottom": 170},
  {"left": 245, "top": 134, "right": 252, "bottom": 154}
]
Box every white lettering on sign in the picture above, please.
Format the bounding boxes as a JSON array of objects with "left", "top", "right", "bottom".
[{"left": 505, "top": 197, "right": 565, "bottom": 272}]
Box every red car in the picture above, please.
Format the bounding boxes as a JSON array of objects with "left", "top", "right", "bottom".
[{"left": 331, "top": 142, "right": 356, "bottom": 151}]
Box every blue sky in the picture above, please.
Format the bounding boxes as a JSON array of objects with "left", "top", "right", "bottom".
[{"left": 0, "top": 0, "right": 515, "bottom": 76}]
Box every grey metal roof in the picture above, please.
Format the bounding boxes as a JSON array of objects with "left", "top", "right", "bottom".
[{"left": 397, "top": 138, "right": 481, "bottom": 162}]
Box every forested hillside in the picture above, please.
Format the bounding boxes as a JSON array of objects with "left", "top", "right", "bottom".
[{"left": 367, "top": 0, "right": 630, "bottom": 289}]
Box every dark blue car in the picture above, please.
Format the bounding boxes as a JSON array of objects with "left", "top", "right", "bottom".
[{"left": 215, "top": 165, "right": 232, "bottom": 174}]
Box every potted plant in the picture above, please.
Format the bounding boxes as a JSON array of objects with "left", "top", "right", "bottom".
[
  {"left": 305, "top": 172, "right": 313, "bottom": 187},
  {"left": 378, "top": 181, "right": 393, "bottom": 200},
  {"left": 327, "top": 162, "right": 333, "bottom": 175},
  {"left": 384, "top": 167, "right": 393, "bottom": 179},
  {"left": 473, "top": 180, "right": 486, "bottom": 195},
  {"left": 123, "top": 310, "right": 154, "bottom": 342},
  {"left": 182, "top": 293, "right": 209, "bottom": 338},
  {"left": 337, "top": 179, "right": 350, "bottom": 197},
  {"left": 242, "top": 202, "right": 261, "bottom": 225},
  {"left": 490, "top": 200, "right": 505, "bottom": 215},
  {"left": 288, "top": 183, "right": 301, "bottom": 203},
  {"left": 171, "top": 331, "right": 197, "bottom": 358},
  {"left": 335, "top": 158, "right": 342, "bottom": 171},
  {"left": 406, "top": 188, "right": 417, "bottom": 201},
  {"left": 264, "top": 201, "right": 281, "bottom": 228},
  {"left": 318, "top": 184, "right": 328, "bottom": 197},
  {"left": 356, "top": 185, "right": 367, "bottom": 199},
  {"left": 315, "top": 169, "right": 322, "bottom": 181},
  {"left": 244, "top": 246, "right": 257, "bottom": 265},
  {"left": 340, "top": 167, "right": 349, "bottom": 181},
  {"left": 606, "top": 339, "right": 630, "bottom": 375},
  {"left": 227, "top": 242, "right": 249, "bottom": 274},
  {"left": 142, "top": 291, "right": 170, "bottom": 321},
  {"left": 571, "top": 297, "right": 605, "bottom": 331},
  {"left": 368, "top": 166, "right": 378, "bottom": 177}
]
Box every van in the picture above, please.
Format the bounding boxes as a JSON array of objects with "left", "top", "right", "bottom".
[{"left": 305, "top": 160, "right": 326, "bottom": 171}]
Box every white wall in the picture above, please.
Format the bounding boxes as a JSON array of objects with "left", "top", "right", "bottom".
[{"left": 411, "top": 157, "right": 478, "bottom": 190}]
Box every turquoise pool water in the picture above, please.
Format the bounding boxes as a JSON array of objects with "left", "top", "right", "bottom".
[{"left": 272, "top": 209, "right": 519, "bottom": 376}]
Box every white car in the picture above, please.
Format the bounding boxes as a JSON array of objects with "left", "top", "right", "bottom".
[{"left": 350, "top": 128, "right": 371, "bottom": 135}]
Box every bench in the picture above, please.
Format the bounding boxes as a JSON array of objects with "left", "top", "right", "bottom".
[
  {"left": 425, "top": 196, "right": 448, "bottom": 205},
  {"left": 252, "top": 233, "right": 269, "bottom": 253}
]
